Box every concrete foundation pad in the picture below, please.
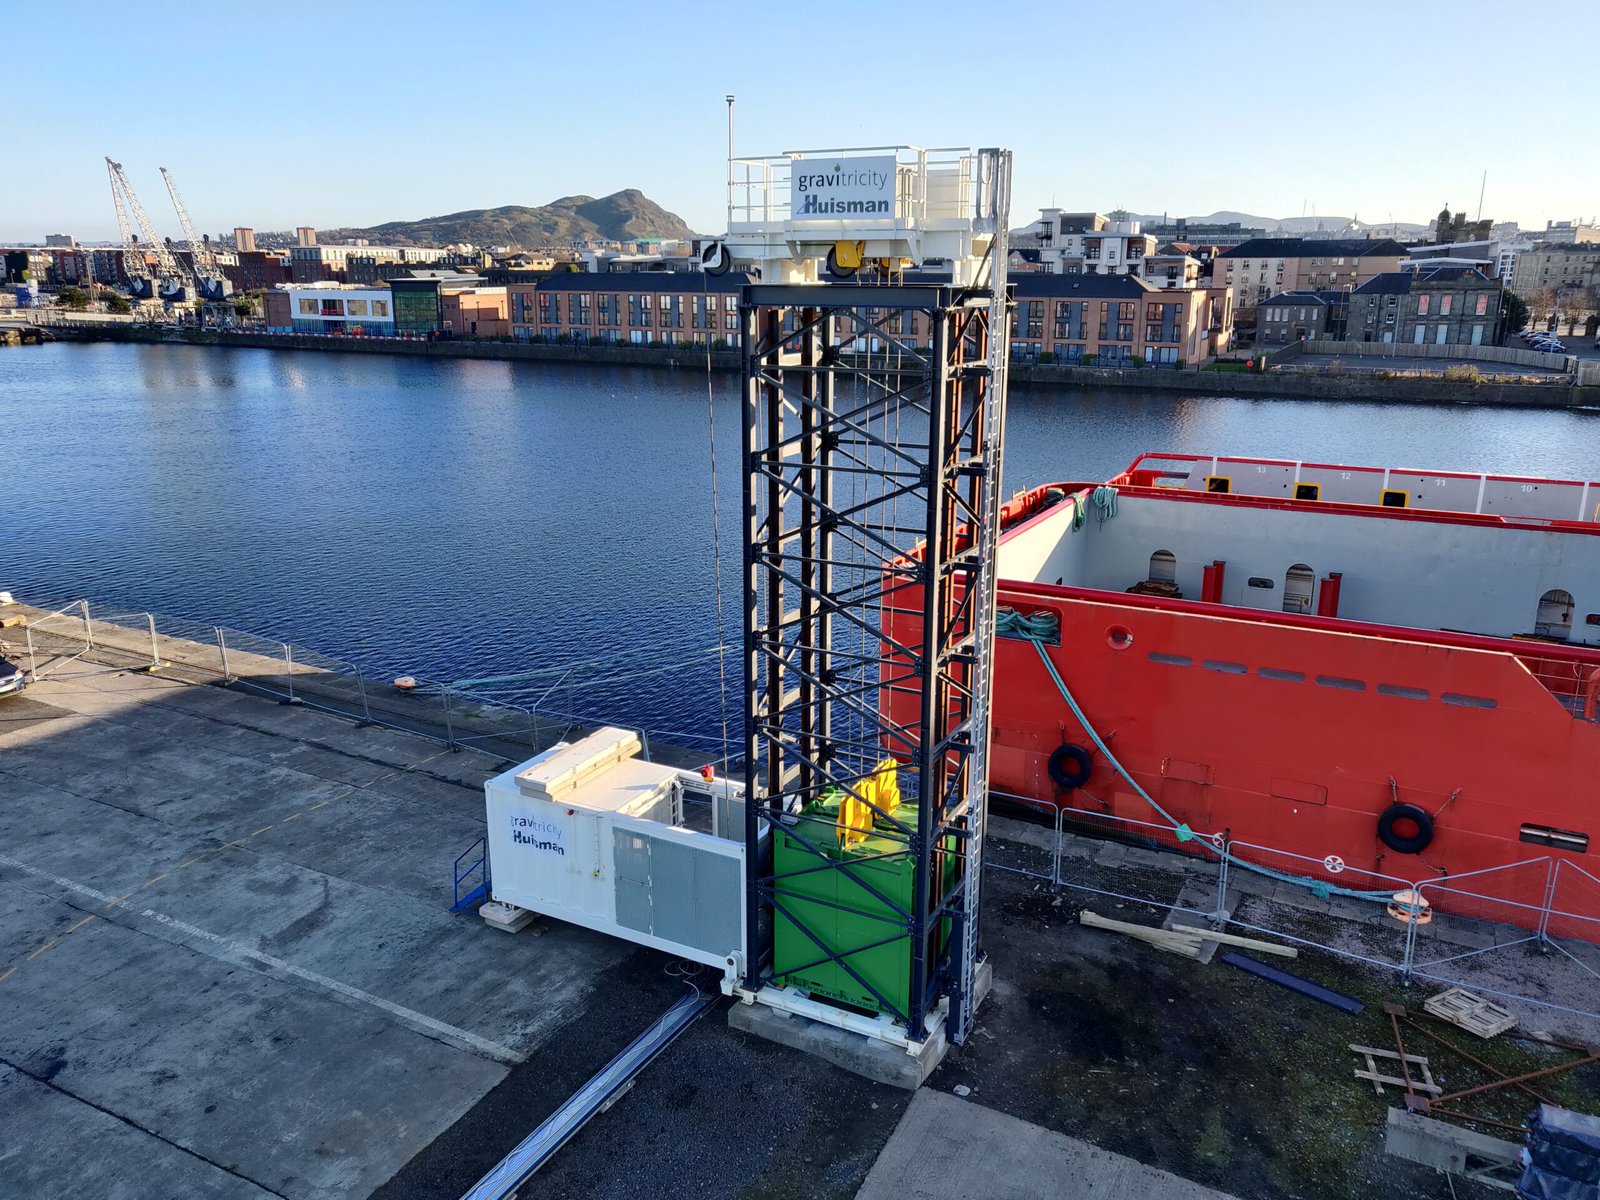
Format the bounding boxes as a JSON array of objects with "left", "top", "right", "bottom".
[
  {"left": 729, "top": 1000, "right": 945, "bottom": 1090},
  {"left": 479, "top": 900, "right": 542, "bottom": 934},
  {"left": 857, "top": 1088, "right": 1242, "bottom": 1199},
  {"left": 730, "top": 961, "right": 992, "bottom": 1090}
]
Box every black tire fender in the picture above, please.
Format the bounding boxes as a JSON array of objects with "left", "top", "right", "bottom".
[
  {"left": 1047, "top": 743, "right": 1093, "bottom": 791},
  {"left": 1377, "top": 802, "right": 1434, "bottom": 855}
]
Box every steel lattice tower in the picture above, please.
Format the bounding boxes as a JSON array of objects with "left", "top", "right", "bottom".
[{"left": 739, "top": 149, "right": 1011, "bottom": 1045}]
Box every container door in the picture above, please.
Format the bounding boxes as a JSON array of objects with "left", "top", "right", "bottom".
[{"left": 613, "top": 830, "right": 652, "bottom": 934}]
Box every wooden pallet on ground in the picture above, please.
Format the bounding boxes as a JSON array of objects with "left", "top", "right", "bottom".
[{"left": 1423, "top": 988, "right": 1517, "bottom": 1039}]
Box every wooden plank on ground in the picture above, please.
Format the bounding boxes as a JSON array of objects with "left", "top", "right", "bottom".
[{"left": 1080, "top": 911, "right": 1298, "bottom": 958}]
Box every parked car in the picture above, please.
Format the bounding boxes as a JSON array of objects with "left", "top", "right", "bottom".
[{"left": 0, "top": 642, "right": 25, "bottom": 699}]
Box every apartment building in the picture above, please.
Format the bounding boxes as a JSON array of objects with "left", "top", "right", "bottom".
[
  {"left": 1008, "top": 274, "right": 1232, "bottom": 365},
  {"left": 1510, "top": 244, "right": 1600, "bottom": 295},
  {"left": 1345, "top": 267, "right": 1502, "bottom": 346},
  {"left": 225, "top": 250, "right": 292, "bottom": 293},
  {"left": 1215, "top": 238, "right": 1409, "bottom": 318},
  {"left": 1142, "top": 252, "right": 1202, "bottom": 289},
  {"left": 1025, "top": 210, "right": 1159, "bottom": 277},
  {"left": 509, "top": 272, "right": 752, "bottom": 345},
  {"left": 289, "top": 243, "right": 448, "bottom": 283}
]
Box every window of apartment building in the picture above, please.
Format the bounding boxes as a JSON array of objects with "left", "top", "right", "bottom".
[
  {"left": 1145, "top": 323, "right": 1161, "bottom": 343},
  {"left": 1475, "top": 293, "right": 1488, "bottom": 316},
  {"left": 1440, "top": 295, "right": 1453, "bottom": 315},
  {"left": 1146, "top": 302, "right": 1160, "bottom": 322},
  {"left": 1086, "top": 243, "right": 1100, "bottom": 260},
  {"left": 693, "top": 295, "right": 710, "bottom": 329},
  {"left": 538, "top": 294, "right": 555, "bottom": 322},
  {"left": 1417, "top": 294, "right": 1430, "bottom": 315},
  {"left": 896, "top": 310, "right": 917, "bottom": 337},
  {"left": 661, "top": 296, "right": 683, "bottom": 328},
  {"left": 1053, "top": 301, "right": 1085, "bottom": 341},
  {"left": 1024, "top": 300, "right": 1043, "bottom": 339}
]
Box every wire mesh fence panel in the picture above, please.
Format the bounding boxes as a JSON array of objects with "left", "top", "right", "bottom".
[
  {"left": 150, "top": 614, "right": 229, "bottom": 678},
  {"left": 438, "top": 692, "right": 548, "bottom": 759},
  {"left": 82, "top": 610, "right": 162, "bottom": 670},
  {"left": 1221, "top": 839, "right": 1419, "bottom": 971},
  {"left": 1412, "top": 857, "right": 1554, "bottom": 970},
  {"left": 1544, "top": 860, "right": 1600, "bottom": 988},
  {"left": 1053, "top": 809, "right": 1224, "bottom": 916},
  {"left": 279, "top": 642, "right": 373, "bottom": 722},
  {"left": 22, "top": 599, "right": 94, "bottom": 680},
  {"left": 986, "top": 793, "right": 1062, "bottom": 885},
  {"left": 213, "top": 627, "right": 297, "bottom": 701}
]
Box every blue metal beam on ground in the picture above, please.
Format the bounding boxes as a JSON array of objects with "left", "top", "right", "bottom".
[
  {"left": 1219, "top": 952, "right": 1365, "bottom": 1014},
  {"left": 458, "top": 981, "right": 717, "bottom": 1200}
]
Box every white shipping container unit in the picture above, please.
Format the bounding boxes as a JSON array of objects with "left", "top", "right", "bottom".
[{"left": 483, "top": 727, "right": 754, "bottom": 974}]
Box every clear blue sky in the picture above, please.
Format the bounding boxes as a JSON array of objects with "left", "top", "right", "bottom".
[{"left": 6, "top": 0, "right": 1596, "bottom": 243}]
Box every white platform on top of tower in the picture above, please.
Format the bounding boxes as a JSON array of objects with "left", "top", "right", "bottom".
[{"left": 714, "top": 145, "right": 1006, "bottom": 286}]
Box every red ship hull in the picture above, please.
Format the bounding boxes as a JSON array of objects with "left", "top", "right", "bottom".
[{"left": 882, "top": 455, "right": 1600, "bottom": 935}]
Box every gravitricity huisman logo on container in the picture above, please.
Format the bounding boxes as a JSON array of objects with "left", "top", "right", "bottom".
[{"left": 792, "top": 155, "right": 897, "bottom": 218}]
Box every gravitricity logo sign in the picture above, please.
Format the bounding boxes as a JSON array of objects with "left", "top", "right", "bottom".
[{"left": 793, "top": 154, "right": 897, "bottom": 218}]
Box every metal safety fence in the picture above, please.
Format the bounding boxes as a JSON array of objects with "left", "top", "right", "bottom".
[
  {"left": 13, "top": 598, "right": 714, "bottom": 772},
  {"left": 984, "top": 800, "right": 1600, "bottom": 1029}
]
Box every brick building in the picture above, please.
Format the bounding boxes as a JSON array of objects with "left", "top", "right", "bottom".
[
  {"left": 510, "top": 272, "right": 751, "bottom": 345},
  {"left": 226, "top": 250, "right": 292, "bottom": 294},
  {"left": 1008, "top": 274, "right": 1232, "bottom": 365},
  {"left": 440, "top": 287, "right": 509, "bottom": 338}
]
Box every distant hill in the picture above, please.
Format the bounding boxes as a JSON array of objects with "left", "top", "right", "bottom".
[
  {"left": 317, "top": 190, "right": 696, "bottom": 248},
  {"left": 1135, "top": 210, "right": 1429, "bottom": 236}
]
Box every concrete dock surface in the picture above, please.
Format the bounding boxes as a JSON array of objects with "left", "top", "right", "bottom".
[
  {"left": 0, "top": 660, "right": 635, "bottom": 1197},
  {"left": 4, "top": 642, "right": 1594, "bottom": 1199}
]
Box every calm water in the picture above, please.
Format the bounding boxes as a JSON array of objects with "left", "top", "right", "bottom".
[{"left": 4, "top": 342, "right": 1597, "bottom": 747}]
